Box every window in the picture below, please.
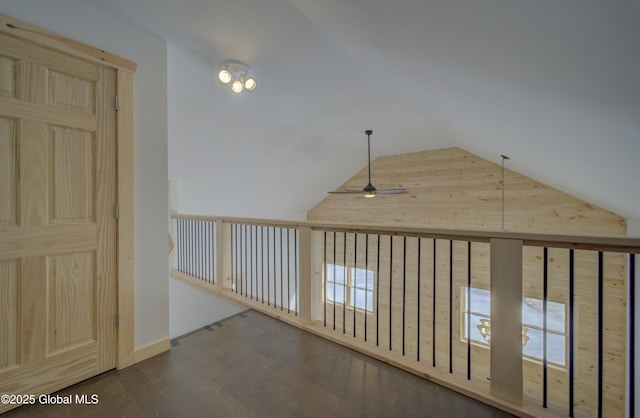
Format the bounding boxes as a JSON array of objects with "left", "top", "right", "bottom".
[
  {"left": 325, "top": 263, "right": 374, "bottom": 313},
  {"left": 462, "top": 287, "right": 567, "bottom": 366}
]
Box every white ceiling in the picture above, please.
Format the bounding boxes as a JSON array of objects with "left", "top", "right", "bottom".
[{"left": 87, "top": 0, "right": 640, "bottom": 224}]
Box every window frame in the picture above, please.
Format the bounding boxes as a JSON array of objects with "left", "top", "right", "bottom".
[
  {"left": 460, "top": 286, "right": 568, "bottom": 368},
  {"left": 324, "top": 263, "right": 375, "bottom": 314}
]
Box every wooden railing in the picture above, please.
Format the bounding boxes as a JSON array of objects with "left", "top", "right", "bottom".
[{"left": 170, "top": 214, "right": 639, "bottom": 418}]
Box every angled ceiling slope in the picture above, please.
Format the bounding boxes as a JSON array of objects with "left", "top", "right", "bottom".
[{"left": 309, "top": 147, "right": 626, "bottom": 236}]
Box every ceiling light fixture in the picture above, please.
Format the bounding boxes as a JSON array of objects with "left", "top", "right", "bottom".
[{"left": 217, "top": 62, "right": 256, "bottom": 94}]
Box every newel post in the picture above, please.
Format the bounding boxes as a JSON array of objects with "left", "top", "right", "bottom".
[
  {"left": 490, "top": 238, "right": 523, "bottom": 404},
  {"left": 298, "top": 226, "right": 312, "bottom": 323},
  {"left": 216, "top": 220, "right": 231, "bottom": 292}
]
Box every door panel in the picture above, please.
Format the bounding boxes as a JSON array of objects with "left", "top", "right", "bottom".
[
  {"left": 49, "top": 126, "right": 95, "bottom": 223},
  {"left": 0, "top": 260, "right": 18, "bottom": 370},
  {"left": 0, "top": 31, "right": 116, "bottom": 413},
  {"left": 0, "top": 116, "right": 17, "bottom": 225},
  {"left": 48, "top": 252, "right": 96, "bottom": 354}
]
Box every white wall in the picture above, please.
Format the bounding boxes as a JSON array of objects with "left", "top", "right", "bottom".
[
  {"left": 169, "top": 279, "right": 242, "bottom": 338},
  {"left": 167, "top": 47, "right": 245, "bottom": 334},
  {"left": 0, "top": 0, "right": 170, "bottom": 349}
]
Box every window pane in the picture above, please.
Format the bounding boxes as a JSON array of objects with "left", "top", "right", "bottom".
[
  {"left": 351, "top": 288, "right": 373, "bottom": 312},
  {"left": 469, "top": 288, "right": 490, "bottom": 316},
  {"left": 326, "top": 283, "right": 346, "bottom": 304},
  {"left": 333, "top": 285, "right": 345, "bottom": 303},
  {"left": 523, "top": 298, "right": 565, "bottom": 333},
  {"left": 523, "top": 327, "right": 566, "bottom": 366},
  {"left": 353, "top": 267, "right": 375, "bottom": 290},
  {"left": 522, "top": 298, "right": 543, "bottom": 328},
  {"left": 547, "top": 302, "right": 565, "bottom": 333},
  {"left": 466, "top": 314, "right": 490, "bottom": 344},
  {"left": 334, "top": 266, "right": 346, "bottom": 284}
]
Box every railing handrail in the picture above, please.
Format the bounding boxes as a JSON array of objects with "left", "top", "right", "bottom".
[
  {"left": 172, "top": 213, "right": 309, "bottom": 229},
  {"left": 171, "top": 213, "right": 640, "bottom": 254}
]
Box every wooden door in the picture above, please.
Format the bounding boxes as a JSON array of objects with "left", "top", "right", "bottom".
[{"left": 0, "top": 32, "right": 117, "bottom": 412}]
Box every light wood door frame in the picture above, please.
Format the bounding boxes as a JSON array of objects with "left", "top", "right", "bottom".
[{"left": 0, "top": 13, "right": 136, "bottom": 369}]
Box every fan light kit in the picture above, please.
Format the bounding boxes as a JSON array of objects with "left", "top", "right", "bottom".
[
  {"left": 329, "top": 130, "right": 407, "bottom": 198},
  {"left": 217, "top": 62, "right": 256, "bottom": 94}
]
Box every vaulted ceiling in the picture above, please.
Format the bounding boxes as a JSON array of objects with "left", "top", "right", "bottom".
[{"left": 86, "top": 0, "right": 640, "bottom": 226}]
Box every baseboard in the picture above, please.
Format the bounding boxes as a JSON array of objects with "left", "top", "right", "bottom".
[{"left": 133, "top": 338, "right": 170, "bottom": 363}]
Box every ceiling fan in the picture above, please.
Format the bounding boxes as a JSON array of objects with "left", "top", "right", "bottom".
[{"left": 328, "top": 130, "right": 407, "bottom": 198}]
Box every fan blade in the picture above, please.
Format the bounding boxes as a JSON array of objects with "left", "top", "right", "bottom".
[
  {"left": 328, "top": 189, "right": 364, "bottom": 194},
  {"left": 376, "top": 188, "right": 408, "bottom": 194}
]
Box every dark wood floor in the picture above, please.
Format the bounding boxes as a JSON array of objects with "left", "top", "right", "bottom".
[{"left": 3, "top": 310, "right": 514, "bottom": 418}]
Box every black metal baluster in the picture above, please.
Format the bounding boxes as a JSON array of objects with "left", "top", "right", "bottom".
[
  {"left": 194, "top": 221, "right": 199, "bottom": 278},
  {"left": 389, "top": 235, "right": 393, "bottom": 351},
  {"left": 402, "top": 236, "right": 406, "bottom": 356},
  {"left": 294, "top": 229, "right": 298, "bottom": 315},
  {"left": 177, "top": 220, "right": 181, "bottom": 272},
  {"left": 261, "top": 226, "right": 265, "bottom": 303},
  {"left": 569, "top": 249, "right": 575, "bottom": 417},
  {"left": 467, "top": 241, "right": 471, "bottom": 380},
  {"left": 597, "top": 251, "right": 603, "bottom": 418},
  {"left": 334, "top": 232, "right": 337, "bottom": 331},
  {"left": 376, "top": 234, "right": 381, "bottom": 347},
  {"left": 199, "top": 221, "right": 203, "bottom": 280},
  {"left": 243, "top": 224, "right": 247, "bottom": 296},
  {"left": 231, "top": 224, "right": 234, "bottom": 291},
  {"left": 251, "top": 225, "right": 254, "bottom": 299},
  {"left": 254, "top": 225, "right": 258, "bottom": 300},
  {"left": 185, "top": 220, "right": 189, "bottom": 275},
  {"left": 343, "top": 232, "right": 347, "bottom": 334},
  {"left": 449, "top": 240, "right": 453, "bottom": 374},
  {"left": 188, "top": 220, "right": 192, "bottom": 276},
  {"left": 323, "top": 231, "right": 327, "bottom": 327},
  {"left": 287, "top": 228, "right": 291, "bottom": 313},
  {"left": 353, "top": 233, "right": 357, "bottom": 338},
  {"left": 204, "top": 222, "right": 208, "bottom": 282},
  {"left": 251, "top": 225, "right": 258, "bottom": 302},
  {"left": 365, "top": 234, "right": 369, "bottom": 342},
  {"left": 239, "top": 223, "right": 242, "bottom": 292},
  {"left": 200, "top": 221, "right": 204, "bottom": 280},
  {"left": 236, "top": 224, "right": 240, "bottom": 293},
  {"left": 211, "top": 222, "right": 218, "bottom": 283},
  {"left": 280, "top": 228, "right": 284, "bottom": 311},
  {"left": 417, "top": 238, "right": 421, "bottom": 362},
  {"left": 273, "top": 226, "right": 276, "bottom": 306},
  {"left": 543, "top": 247, "right": 548, "bottom": 408},
  {"left": 630, "top": 253, "right": 636, "bottom": 418},
  {"left": 232, "top": 224, "right": 236, "bottom": 292},
  {"left": 433, "top": 238, "right": 437, "bottom": 368},
  {"left": 181, "top": 219, "right": 185, "bottom": 273},
  {"left": 237, "top": 224, "right": 241, "bottom": 293},
  {"left": 267, "top": 227, "right": 271, "bottom": 305},
  {"left": 203, "top": 222, "right": 207, "bottom": 282}
]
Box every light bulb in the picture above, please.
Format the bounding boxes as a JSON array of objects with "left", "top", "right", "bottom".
[
  {"left": 363, "top": 191, "right": 376, "bottom": 198},
  {"left": 243, "top": 77, "right": 256, "bottom": 91},
  {"left": 231, "top": 80, "right": 244, "bottom": 93},
  {"left": 218, "top": 68, "right": 232, "bottom": 84}
]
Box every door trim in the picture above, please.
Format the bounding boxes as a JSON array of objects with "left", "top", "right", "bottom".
[{"left": 0, "top": 13, "right": 137, "bottom": 369}]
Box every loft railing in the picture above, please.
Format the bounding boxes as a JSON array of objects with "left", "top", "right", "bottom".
[{"left": 170, "top": 214, "right": 639, "bottom": 418}]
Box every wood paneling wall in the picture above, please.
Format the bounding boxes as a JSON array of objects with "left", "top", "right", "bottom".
[{"left": 308, "top": 147, "right": 626, "bottom": 235}]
